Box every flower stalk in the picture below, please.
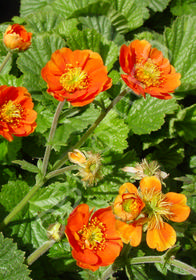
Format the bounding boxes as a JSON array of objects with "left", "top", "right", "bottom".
[
  {"left": 0, "top": 51, "right": 12, "bottom": 73},
  {"left": 26, "top": 240, "right": 56, "bottom": 266},
  {"left": 0, "top": 101, "right": 66, "bottom": 228},
  {"left": 53, "top": 87, "right": 129, "bottom": 170},
  {"left": 42, "top": 100, "right": 66, "bottom": 176},
  {"left": 129, "top": 255, "right": 196, "bottom": 277},
  {"left": 0, "top": 179, "right": 44, "bottom": 230}
]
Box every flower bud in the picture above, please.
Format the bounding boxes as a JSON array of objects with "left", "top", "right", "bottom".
[{"left": 3, "top": 24, "right": 32, "bottom": 51}]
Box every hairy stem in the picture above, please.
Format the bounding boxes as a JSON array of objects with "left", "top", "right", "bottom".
[
  {"left": 26, "top": 240, "right": 56, "bottom": 266},
  {"left": 53, "top": 88, "right": 129, "bottom": 170},
  {"left": 0, "top": 179, "right": 44, "bottom": 229},
  {"left": 0, "top": 51, "right": 12, "bottom": 73},
  {"left": 45, "top": 165, "right": 78, "bottom": 180},
  {"left": 130, "top": 256, "right": 196, "bottom": 277},
  {"left": 0, "top": 101, "right": 66, "bottom": 228},
  {"left": 42, "top": 100, "right": 66, "bottom": 176}
]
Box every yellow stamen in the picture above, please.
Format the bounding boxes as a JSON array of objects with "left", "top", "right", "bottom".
[
  {"left": 122, "top": 198, "right": 138, "bottom": 214},
  {"left": 135, "top": 59, "right": 162, "bottom": 88},
  {"left": 0, "top": 100, "right": 22, "bottom": 123},
  {"left": 78, "top": 217, "right": 106, "bottom": 250},
  {"left": 141, "top": 189, "right": 172, "bottom": 230},
  {"left": 60, "top": 65, "right": 88, "bottom": 93}
]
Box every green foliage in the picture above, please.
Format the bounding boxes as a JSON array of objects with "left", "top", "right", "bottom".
[
  {"left": 0, "top": 233, "right": 31, "bottom": 280},
  {"left": 17, "top": 33, "right": 65, "bottom": 91},
  {"left": 164, "top": 16, "right": 196, "bottom": 92},
  {"left": 1, "top": 1, "right": 196, "bottom": 279},
  {"left": 66, "top": 28, "right": 118, "bottom": 71},
  {"left": 127, "top": 95, "right": 178, "bottom": 135},
  {"left": 172, "top": 104, "right": 196, "bottom": 142},
  {"left": 170, "top": 0, "right": 196, "bottom": 16}
]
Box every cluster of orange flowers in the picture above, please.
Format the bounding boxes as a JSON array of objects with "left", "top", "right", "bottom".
[
  {"left": 1, "top": 23, "right": 191, "bottom": 274},
  {"left": 1, "top": 24, "right": 181, "bottom": 142},
  {"left": 65, "top": 176, "right": 190, "bottom": 271}
]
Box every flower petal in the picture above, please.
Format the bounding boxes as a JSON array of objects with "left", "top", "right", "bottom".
[
  {"left": 115, "top": 220, "right": 142, "bottom": 247},
  {"left": 140, "top": 176, "right": 162, "bottom": 194},
  {"left": 146, "top": 222, "right": 176, "bottom": 251},
  {"left": 165, "top": 192, "right": 190, "bottom": 222}
]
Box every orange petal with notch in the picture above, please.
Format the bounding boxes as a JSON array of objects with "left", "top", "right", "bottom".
[{"left": 146, "top": 222, "right": 176, "bottom": 251}]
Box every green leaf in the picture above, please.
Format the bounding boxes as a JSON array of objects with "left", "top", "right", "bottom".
[
  {"left": 0, "top": 74, "right": 23, "bottom": 87},
  {"left": 88, "top": 109, "right": 129, "bottom": 154},
  {"left": 110, "top": 0, "right": 149, "bottom": 32},
  {"left": 79, "top": 15, "right": 124, "bottom": 45},
  {"left": 52, "top": 0, "right": 110, "bottom": 18},
  {"left": 52, "top": 105, "right": 100, "bottom": 151},
  {"left": 127, "top": 95, "right": 178, "bottom": 135},
  {"left": 55, "top": 18, "right": 79, "bottom": 40},
  {"left": 0, "top": 33, "right": 12, "bottom": 74},
  {"left": 170, "top": 0, "right": 196, "bottom": 16},
  {"left": 126, "top": 264, "right": 149, "bottom": 280},
  {"left": 20, "top": 0, "right": 54, "bottom": 17},
  {"left": 12, "top": 160, "right": 39, "bottom": 173},
  {"left": 164, "top": 16, "right": 196, "bottom": 92},
  {"left": 0, "top": 233, "right": 31, "bottom": 280},
  {"left": 66, "top": 28, "right": 118, "bottom": 71},
  {"left": 0, "top": 181, "right": 73, "bottom": 248},
  {"left": 148, "top": 0, "right": 171, "bottom": 12},
  {"left": 68, "top": 1, "right": 111, "bottom": 18},
  {"left": 17, "top": 33, "right": 65, "bottom": 91},
  {"left": 148, "top": 140, "right": 184, "bottom": 170},
  {"left": 173, "top": 104, "right": 196, "bottom": 142},
  {"left": 25, "top": 8, "right": 64, "bottom": 33},
  {"left": 0, "top": 138, "right": 22, "bottom": 164}
]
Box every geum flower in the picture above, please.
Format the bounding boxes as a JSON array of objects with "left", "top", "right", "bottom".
[
  {"left": 119, "top": 39, "right": 181, "bottom": 99},
  {"left": 114, "top": 176, "right": 190, "bottom": 251},
  {"left": 65, "top": 204, "right": 123, "bottom": 271},
  {"left": 0, "top": 85, "right": 37, "bottom": 141},
  {"left": 3, "top": 24, "right": 32, "bottom": 51},
  {"left": 41, "top": 48, "right": 112, "bottom": 106}
]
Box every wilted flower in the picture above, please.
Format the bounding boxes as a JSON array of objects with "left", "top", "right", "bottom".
[
  {"left": 47, "top": 223, "right": 65, "bottom": 242},
  {"left": 65, "top": 204, "right": 123, "bottom": 271},
  {"left": 3, "top": 24, "right": 32, "bottom": 51},
  {"left": 122, "top": 159, "right": 169, "bottom": 181},
  {"left": 68, "top": 149, "right": 102, "bottom": 185},
  {"left": 41, "top": 48, "right": 112, "bottom": 106},
  {"left": 0, "top": 85, "right": 37, "bottom": 141},
  {"left": 119, "top": 39, "right": 181, "bottom": 99},
  {"left": 114, "top": 176, "right": 190, "bottom": 251}
]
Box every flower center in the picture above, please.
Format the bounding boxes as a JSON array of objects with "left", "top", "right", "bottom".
[
  {"left": 122, "top": 198, "right": 137, "bottom": 213},
  {"left": 0, "top": 100, "right": 22, "bottom": 124},
  {"left": 78, "top": 217, "right": 106, "bottom": 250},
  {"left": 135, "top": 59, "right": 161, "bottom": 88},
  {"left": 122, "top": 195, "right": 144, "bottom": 220},
  {"left": 142, "top": 190, "right": 172, "bottom": 230},
  {"left": 60, "top": 64, "right": 88, "bottom": 93}
]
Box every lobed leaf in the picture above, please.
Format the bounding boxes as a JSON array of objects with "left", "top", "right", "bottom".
[
  {"left": 0, "top": 233, "right": 31, "bottom": 280},
  {"left": 164, "top": 16, "right": 196, "bottom": 92},
  {"left": 127, "top": 95, "right": 178, "bottom": 135}
]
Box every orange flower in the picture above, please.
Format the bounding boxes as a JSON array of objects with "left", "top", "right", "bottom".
[
  {"left": 41, "top": 48, "right": 112, "bottom": 106},
  {"left": 3, "top": 24, "right": 32, "bottom": 51},
  {"left": 119, "top": 40, "right": 181, "bottom": 99},
  {"left": 0, "top": 86, "right": 37, "bottom": 141},
  {"left": 65, "top": 204, "right": 123, "bottom": 271},
  {"left": 113, "top": 183, "right": 145, "bottom": 222},
  {"left": 114, "top": 176, "right": 190, "bottom": 251}
]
